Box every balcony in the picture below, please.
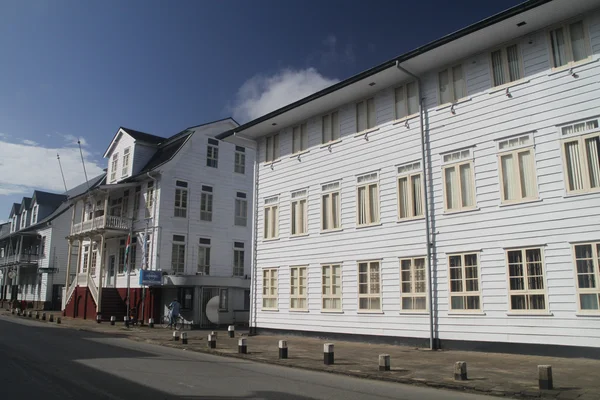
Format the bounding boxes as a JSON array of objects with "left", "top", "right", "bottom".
[
  {"left": 71, "top": 215, "right": 131, "bottom": 236},
  {"left": 0, "top": 253, "right": 40, "bottom": 267}
]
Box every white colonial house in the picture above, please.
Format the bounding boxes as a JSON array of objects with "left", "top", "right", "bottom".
[
  {"left": 218, "top": 0, "right": 600, "bottom": 357},
  {"left": 62, "top": 118, "right": 255, "bottom": 328}
]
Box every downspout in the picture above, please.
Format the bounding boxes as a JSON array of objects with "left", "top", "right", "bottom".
[
  {"left": 146, "top": 171, "right": 159, "bottom": 272},
  {"left": 396, "top": 61, "right": 436, "bottom": 351}
]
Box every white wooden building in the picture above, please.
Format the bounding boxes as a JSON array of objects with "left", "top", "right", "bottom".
[
  {"left": 218, "top": 0, "right": 600, "bottom": 357},
  {"left": 62, "top": 118, "right": 255, "bottom": 327}
]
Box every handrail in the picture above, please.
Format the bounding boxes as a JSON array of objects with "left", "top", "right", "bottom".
[{"left": 88, "top": 276, "right": 98, "bottom": 305}]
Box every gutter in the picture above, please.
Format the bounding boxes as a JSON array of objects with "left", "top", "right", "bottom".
[{"left": 395, "top": 61, "right": 436, "bottom": 351}]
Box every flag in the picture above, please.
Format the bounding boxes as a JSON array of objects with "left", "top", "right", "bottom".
[
  {"left": 140, "top": 232, "right": 147, "bottom": 270},
  {"left": 124, "top": 234, "right": 131, "bottom": 272}
]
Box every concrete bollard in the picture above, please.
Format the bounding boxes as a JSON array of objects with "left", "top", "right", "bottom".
[
  {"left": 228, "top": 325, "right": 235, "bottom": 338},
  {"left": 208, "top": 334, "right": 216, "bottom": 349},
  {"left": 279, "top": 340, "right": 288, "bottom": 359},
  {"left": 56, "top": 317, "right": 61, "bottom": 324},
  {"left": 124, "top": 316, "right": 129, "bottom": 327},
  {"left": 181, "top": 332, "right": 188, "bottom": 345},
  {"left": 538, "top": 365, "right": 553, "bottom": 390},
  {"left": 211, "top": 331, "right": 218, "bottom": 339},
  {"left": 323, "top": 343, "right": 334, "bottom": 365},
  {"left": 16, "top": 309, "right": 21, "bottom": 316},
  {"left": 41, "top": 312, "right": 46, "bottom": 321},
  {"left": 379, "top": 354, "right": 391, "bottom": 371},
  {"left": 11, "top": 308, "right": 15, "bottom": 315},
  {"left": 96, "top": 315, "right": 102, "bottom": 323},
  {"left": 173, "top": 331, "right": 180, "bottom": 342},
  {"left": 110, "top": 316, "right": 115, "bottom": 326},
  {"left": 35, "top": 311, "right": 39, "bottom": 319},
  {"left": 148, "top": 318, "right": 154, "bottom": 328},
  {"left": 454, "top": 361, "right": 467, "bottom": 381},
  {"left": 238, "top": 338, "right": 247, "bottom": 354},
  {"left": 49, "top": 314, "right": 54, "bottom": 322},
  {"left": 28, "top": 311, "right": 32, "bottom": 318}
]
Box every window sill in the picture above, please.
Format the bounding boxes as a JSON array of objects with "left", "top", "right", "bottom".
[
  {"left": 320, "top": 228, "right": 343, "bottom": 235},
  {"left": 498, "top": 198, "right": 542, "bottom": 207},
  {"left": 262, "top": 238, "right": 280, "bottom": 243},
  {"left": 488, "top": 79, "right": 531, "bottom": 94},
  {"left": 563, "top": 190, "right": 600, "bottom": 199},
  {"left": 355, "top": 222, "right": 382, "bottom": 229},
  {"left": 320, "top": 139, "right": 342, "bottom": 149},
  {"left": 443, "top": 207, "right": 479, "bottom": 216},
  {"left": 289, "top": 309, "right": 309, "bottom": 313},
  {"left": 289, "top": 150, "right": 310, "bottom": 159},
  {"left": 397, "top": 216, "right": 425, "bottom": 224},
  {"left": 261, "top": 309, "right": 279, "bottom": 312},
  {"left": 398, "top": 311, "right": 429, "bottom": 315},
  {"left": 357, "top": 310, "right": 384, "bottom": 314},
  {"left": 264, "top": 159, "right": 282, "bottom": 167},
  {"left": 548, "top": 57, "right": 597, "bottom": 76},
  {"left": 506, "top": 312, "right": 553, "bottom": 317},
  {"left": 436, "top": 97, "right": 472, "bottom": 111},
  {"left": 448, "top": 311, "right": 486, "bottom": 316},
  {"left": 354, "top": 127, "right": 380, "bottom": 138},
  {"left": 289, "top": 233, "right": 309, "bottom": 239},
  {"left": 321, "top": 310, "right": 344, "bottom": 314},
  {"left": 392, "top": 114, "right": 419, "bottom": 125},
  {"left": 576, "top": 313, "right": 600, "bottom": 317}
]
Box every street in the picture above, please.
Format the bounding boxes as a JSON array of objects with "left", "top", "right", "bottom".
[{"left": 0, "top": 315, "right": 493, "bottom": 400}]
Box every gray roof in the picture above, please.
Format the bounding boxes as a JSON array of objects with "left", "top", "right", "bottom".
[
  {"left": 31, "top": 190, "right": 68, "bottom": 209},
  {"left": 120, "top": 127, "right": 165, "bottom": 145}
]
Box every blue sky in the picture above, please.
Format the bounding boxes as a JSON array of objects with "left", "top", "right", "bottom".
[{"left": 0, "top": 0, "right": 524, "bottom": 221}]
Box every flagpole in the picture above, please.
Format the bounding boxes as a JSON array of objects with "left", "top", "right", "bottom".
[
  {"left": 126, "top": 217, "right": 133, "bottom": 327},
  {"left": 140, "top": 219, "right": 149, "bottom": 325}
]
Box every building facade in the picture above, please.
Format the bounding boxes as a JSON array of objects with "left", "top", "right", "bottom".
[
  {"left": 219, "top": 0, "right": 600, "bottom": 356},
  {"left": 62, "top": 119, "right": 255, "bottom": 327}
]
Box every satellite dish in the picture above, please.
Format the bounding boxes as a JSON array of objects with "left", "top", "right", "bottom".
[{"left": 205, "top": 296, "right": 220, "bottom": 324}]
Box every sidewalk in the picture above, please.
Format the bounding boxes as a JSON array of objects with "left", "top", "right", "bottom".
[{"left": 3, "top": 309, "right": 598, "bottom": 399}]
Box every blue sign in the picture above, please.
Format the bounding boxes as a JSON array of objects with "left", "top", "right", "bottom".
[{"left": 139, "top": 270, "right": 162, "bottom": 286}]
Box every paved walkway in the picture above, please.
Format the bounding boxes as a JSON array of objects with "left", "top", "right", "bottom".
[{"left": 2, "top": 309, "right": 598, "bottom": 399}]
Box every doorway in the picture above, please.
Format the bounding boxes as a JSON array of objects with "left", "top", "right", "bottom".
[{"left": 106, "top": 255, "right": 116, "bottom": 287}]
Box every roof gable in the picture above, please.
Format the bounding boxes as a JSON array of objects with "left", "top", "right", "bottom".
[
  {"left": 18, "top": 197, "right": 32, "bottom": 213},
  {"left": 31, "top": 190, "right": 68, "bottom": 209},
  {"left": 9, "top": 203, "right": 21, "bottom": 218},
  {"left": 103, "top": 127, "right": 165, "bottom": 158}
]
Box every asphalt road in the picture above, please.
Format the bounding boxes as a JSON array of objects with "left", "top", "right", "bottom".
[{"left": 0, "top": 315, "right": 493, "bottom": 400}]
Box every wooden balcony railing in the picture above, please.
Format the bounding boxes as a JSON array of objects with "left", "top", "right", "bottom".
[{"left": 70, "top": 215, "right": 131, "bottom": 236}]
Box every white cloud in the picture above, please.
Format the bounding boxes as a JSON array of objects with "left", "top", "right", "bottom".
[
  {"left": 60, "top": 133, "right": 88, "bottom": 147},
  {"left": 0, "top": 138, "right": 104, "bottom": 197},
  {"left": 22, "top": 139, "right": 39, "bottom": 146},
  {"left": 231, "top": 68, "right": 339, "bottom": 122}
]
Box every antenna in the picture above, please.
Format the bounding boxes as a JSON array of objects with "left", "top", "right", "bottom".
[
  {"left": 56, "top": 154, "right": 69, "bottom": 193},
  {"left": 78, "top": 140, "right": 91, "bottom": 194}
]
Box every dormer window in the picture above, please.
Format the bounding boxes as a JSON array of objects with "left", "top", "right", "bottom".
[
  {"left": 122, "top": 147, "right": 131, "bottom": 177},
  {"left": 110, "top": 153, "right": 119, "bottom": 182},
  {"left": 20, "top": 211, "right": 27, "bottom": 229},
  {"left": 31, "top": 205, "right": 38, "bottom": 224}
]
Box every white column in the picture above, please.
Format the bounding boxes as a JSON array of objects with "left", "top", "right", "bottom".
[{"left": 96, "top": 234, "right": 105, "bottom": 313}]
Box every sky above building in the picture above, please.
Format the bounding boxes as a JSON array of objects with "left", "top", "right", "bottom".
[{"left": 0, "top": 0, "right": 524, "bottom": 220}]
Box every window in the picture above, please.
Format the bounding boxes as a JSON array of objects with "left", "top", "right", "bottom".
[
  {"left": 290, "top": 189, "right": 308, "bottom": 236},
  {"left": 506, "top": 248, "right": 547, "bottom": 311},
  {"left": 122, "top": 147, "right": 131, "bottom": 177},
  {"left": 198, "top": 238, "right": 210, "bottom": 275},
  {"left": 290, "top": 266, "right": 307, "bottom": 310},
  {"left": 219, "top": 288, "right": 229, "bottom": 311},
  {"left": 110, "top": 153, "right": 118, "bottom": 182},
  {"left": 490, "top": 44, "right": 522, "bottom": 87},
  {"left": 356, "top": 172, "right": 379, "bottom": 226},
  {"left": 129, "top": 237, "right": 137, "bottom": 270},
  {"left": 292, "top": 123, "right": 308, "bottom": 154},
  {"left": 31, "top": 205, "right": 38, "bottom": 224},
  {"left": 560, "top": 118, "right": 600, "bottom": 194},
  {"left": 549, "top": 20, "right": 590, "bottom": 68},
  {"left": 573, "top": 242, "right": 600, "bottom": 312},
  {"left": 177, "top": 287, "right": 193, "bottom": 310},
  {"left": 322, "top": 264, "right": 341, "bottom": 311},
  {"left": 321, "top": 181, "right": 341, "bottom": 231},
  {"left": 265, "top": 134, "right": 280, "bottom": 163},
  {"left": 442, "top": 149, "right": 476, "bottom": 212},
  {"left": 109, "top": 197, "right": 123, "bottom": 217},
  {"left": 448, "top": 253, "right": 481, "bottom": 311},
  {"left": 235, "top": 146, "right": 245, "bottom": 174},
  {"left": 174, "top": 180, "right": 188, "bottom": 218},
  {"left": 207, "top": 138, "right": 219, "bottom": 168},
  {"left": 394, "top": 81, "right": 419, "bottom": 119},
  {"left": 82, "top": 245, "right": 89, "bottom": 273},
  {"left": 400, "top": 257, "right": 427, "bottom": 311},
  {"left": 145, "top": 181, "right": 154, "bottom": 218},
  {"left": 322, "top": 111, "right": 340, "bottom": 144},
  {"left": 235, "top": 192, "right": 248, "bottom": 226},
  {"left": 122, "top": 190, "right": 130, "bottom": 218},
  {"left": 40, "top": 236, "right": 46, "bottom": 256},
  {"left": 20, "top": 211, "right": 27, "bottom": 229},
  {"left": 133, "top": 185, "right": 141, "bottom": 216},
  {"left": 397, "top": 162, "right": 424, "bottom": 220},
  {"left": 497, "top": 135, "right": 538, "bottom": 203},
  {"left": 233, "top": 242, "right": 244, "bottom": 277},
  {"left": 438, "top": 64, "right": 465, "bottom": 104},
  {"left": 90, "top": 245, "right": 98, "bottom": 276},
  {"left": 171, "top": 235, "right": 186, "bottom": 274},
  {"left": 263, "top": 196, "right": 279, "bottom": 239},
  {"left": 262, "top": 268, "right": 278, "bottom": 310},
  {"left": 358, "top": 261, "right": 381, "bottom": 311},
  {"left": 200, "top": 185, "right": 213, "bottom": 221},
  {"left": 356, "top": 98, "right": 376, "bottom": 132},
  {"left": 118, "top": 239, "right": 126, "bottom": 274}
]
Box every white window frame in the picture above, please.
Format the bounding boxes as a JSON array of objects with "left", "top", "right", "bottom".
[
  {"left": 292, "top": 123, "right": 308, "bottom": 154},
  {"left": 505, "top": 247, "right": 548, "bottom": 313},
  {"left": 110, "top": 153, "right": 119, "bottom": 182},
  {"left": 265, "top": 133, "right": 280, "bottom": 163},
  {"left": 145, "top": 181, "right": 154, "bottom": 218},
  {"left": 559, "top": 118, "right": 600, "bottom": 195},
  {"left": 82, "top": 245, "right": 89, "bottom": 273},
  {"left": 321, "top": 181, "right": 341, "bottom": 232},
  {"left": 322, "top": 110, "right": 340, "bottom": 144},
  {"left": 572, "top": 242, "right": 600, "bottom": 313},
  {"left": 290, "top": 266, "right": 308, "bottom": 311},
  {"left": 20, "top": 211, "right": 27, "bottom": 229},
  {"left": 441, "top": 149, "right": 476, "bottom": 213},
  {"left": 197, "top": 238, "right": 210, "bottom": 275},
  {"left": 547, "top": 19, "right": 591, "bottom": 69},
  {"left": 357, "top": 260, "right": 382, "bottom": 312},
  {"left": 174, "top": 180, "right": 188, "bottom": 218},
  {"left": 437, "top": 64, "right": 466, "bottom": 105},
  {"left": 356, "top": 97, "right": 376, "bottom": 134},
  {"left": 207, "top": 138, "right": 219, "bottom": 168},
  {"left": 90, "top": 245, "right": 98, "bottom": 276},
  {"left": 356, "top": 172, "right": 380, "bottom": 227},
  {"left": 489, "top": 43, "right": 524, "bottom": 87},
  {"left": 263, "top": 196, "right": 279, "bottom": 240},
  {"left": 321, "top": 264, "right": 342, "bottom": 311},
  {"left": 31, "top": 205, "right": 38, "bottom": 224},
  {"left": 121, "top": 147, "right": 131, "bottom": 177},
  {"left": 447, "top": 252, "right": 482, "bottom": 312},
  {"left": 496, "top": 134, "right": 539, "bottom": 204},
  {"left": 233, "top": 242, "right": 244, "bottom": 277},
  {"left": 397, "top": 161, "right": 425, "bottom": 221},
  {"left": 171, "top": 235, "right": 186, "bottom": 275},
  {"left": 200, "top": 185, "right": 213, "bottom": 221},
  {"left": 234, "top": 146, "right": 246, "bottom": 174},
  {"left": 133, "top": 185, "right": 141, "bottom": 216},
  {"left": 219, "top": 288, "right": 229, "bottom": 311},
  {"left": 235, "top": 192, "right": 248, "bottom": 226},
  {"left": 394, "top": 81, "right": 419, "bottom": 120},
  {"left": 400, "top": 257, "right": 428, "bottom": 312},
  {"left": 262, "top": 268, "right": 278, "bottom": 310},
  {"left": 290, "top": 189, "right": 308, "bottom": 236}
]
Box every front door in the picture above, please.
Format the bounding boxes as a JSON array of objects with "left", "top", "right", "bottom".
[{"left": 106, "top": 255, "right": 116, "bottom": 287}]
